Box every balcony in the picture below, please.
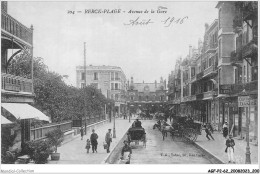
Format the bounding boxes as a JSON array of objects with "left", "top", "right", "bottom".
[
  {"left": 203, "top": 65, "right": 214, "bottom": 77},
  {"left": 1, "top": 11, "right": 33, "bottom": 46},
  {"left": 230, "top": 49, "right": 243, "bottom": 63},
  {"left": 190, "top": 75, "right": 196, "bottom": 82},
  {"left": 206, "top": 43, "right": 218, "bottom": 54},
  {"left": 242, "top": 40, "right": 258, "bottom": 59},
  {"left": 203, "top": 91, "right": 216, "bottom": 99},
  {"left": 196, "top": 93, "right": 203, "bottom": 100},
  {"left": 1, "top": 73, "right": 33, "bottom": 93},
  {"left": 196, "top": 71, "right": 204, "bottom": 80}
]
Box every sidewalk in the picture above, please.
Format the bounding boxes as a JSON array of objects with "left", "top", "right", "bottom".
[
  {"left": 48, "top": 117, "right": 135, "bottom": 164},
  {"left": 195, "top": 130, "right": 258, "bottom": 164},
  {"left": 166, "top": 119, "right": 258, "bottom": 164}
]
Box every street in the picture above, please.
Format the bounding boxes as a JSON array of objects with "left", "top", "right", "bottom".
[{"left": 114, "top": 120, "right": 214, "bottom": 164}]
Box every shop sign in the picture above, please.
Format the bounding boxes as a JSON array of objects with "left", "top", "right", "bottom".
[
  {"left": 238, "top": 96, "right": 257, "bottom": 107},
  {"left": 219, "top": 85, "right": 231, "bottom": 94}
]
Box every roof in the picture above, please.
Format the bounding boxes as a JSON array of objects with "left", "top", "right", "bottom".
[{"left": 132, "top": 83, "right": 165, "bottom": 92}]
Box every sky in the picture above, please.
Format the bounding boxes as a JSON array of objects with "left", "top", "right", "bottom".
[{"left": 8, "top": 1, "right": 218, "bottom": 86}]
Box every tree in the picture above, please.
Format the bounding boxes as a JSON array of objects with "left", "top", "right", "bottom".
[{"left": 8, "top": 51, "right": 110, "bottom": 123}]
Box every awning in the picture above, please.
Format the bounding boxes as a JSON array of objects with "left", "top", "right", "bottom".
[
  {"left": 1, "top": 115, "right": 13, "bottom": 124},
  {"left": 1, "top": 103, "right": 50, "bottom": 122}
]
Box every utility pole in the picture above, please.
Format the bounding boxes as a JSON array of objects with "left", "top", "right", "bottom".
[{"left": 84, "top": 42, "right": 87, "bottom": 135}]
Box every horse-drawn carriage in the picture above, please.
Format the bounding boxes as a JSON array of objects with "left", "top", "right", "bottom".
[
  {"left": 127, "top": 127, "right": 145, "bottom": 145},
  {"left": 159, "top": 116, "right": 202, "bottom": 142}
]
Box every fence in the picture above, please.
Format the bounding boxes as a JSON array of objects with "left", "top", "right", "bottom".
[{"left": 30, "top": 121, "right": 72, "bottom": 141}]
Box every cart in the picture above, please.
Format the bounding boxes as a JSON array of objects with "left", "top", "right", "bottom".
[
  {"left": 127, "top": 127, "right": 145, "bottom": 145},
  {"left": 170, "top": 116, "right": 202, "bottom": 142}
]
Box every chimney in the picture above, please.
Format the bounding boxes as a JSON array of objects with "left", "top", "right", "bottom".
[
  {"left": 131, "top": 77, "right": 133, "bottom": 84},
  {"left": 189, "top": 45, "right": 192, "bottom": 59},
  {"left": 155, "top": 80, "right": 157, "bottom": 88},
  {"left": 164, "top": 80, "right": 166, "bottom": 89}
]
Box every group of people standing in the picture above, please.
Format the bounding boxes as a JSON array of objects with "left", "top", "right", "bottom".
[{"left": 80, "top": 127, "right": 112, "bottom": 154}]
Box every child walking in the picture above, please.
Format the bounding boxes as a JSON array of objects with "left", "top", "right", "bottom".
[{"left": 85, "top": 139, "right": 91, "bottom": 153}]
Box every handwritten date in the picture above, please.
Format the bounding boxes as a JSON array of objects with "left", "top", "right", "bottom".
[{"left": 161, "top": 16, "right": 188, "bottom": 27}]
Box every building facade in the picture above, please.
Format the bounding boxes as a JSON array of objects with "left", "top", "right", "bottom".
[
  {"left": 76, "top": 65, "right": 128, "bottom": 114},
  {"left": 167, "top": 1, "right": 257, "bottom": 144},
  {"left": 1, "top": 1, "right": 38, "bottom": 148},
  {"left": 127, "top": 77, "right": 167, "bottom": 114}
]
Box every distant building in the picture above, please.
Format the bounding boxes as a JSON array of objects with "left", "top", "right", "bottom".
[
  {"left": 127, "top": 77, "right": 167, "bottom": 114},
  {"left": 76, "top": 65, "right": 127, "bottom": 114}
]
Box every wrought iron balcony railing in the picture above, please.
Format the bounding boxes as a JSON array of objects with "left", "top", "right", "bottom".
[
  {"left": 1, "top": 11, "right": 33, "bottom": 45},
  {"left": 1, "top": 73, "right": 33, "bottom": 93}
]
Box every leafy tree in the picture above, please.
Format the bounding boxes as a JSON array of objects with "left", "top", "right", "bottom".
[{"left": 8, "top": 51, "right": 109, "bottom": 123}]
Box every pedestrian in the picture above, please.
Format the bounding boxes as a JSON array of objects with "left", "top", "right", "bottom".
[
  {"left": 121, "top": 140, "right": 132, "bottom": 164},
  {"left": 80, "top": 126, "right": 84, "bottom": 140},
  {"left": 225, "top": 134, "right": 235, "bottom": 163},
  {"left": 127, "top": 132, "right": 131, "bottom": 145},
  {"left": 206, "top": 123, "right": 214, "bottom": 134},
  {"left": 205, "top": 124, "right": 214, "bottom": 140},
  {"left": 85, "top": 139, "right": 91, "bottom": 153},
  {"left": 223, "top": 122, "right": 228, "bottom": 139},
  {"left": 105, "top": 129, "right": 112, "bottom": 153},
  {"left": 90, "top": 129, "right": 98, "bottom": 153},
  {"left": 142, "top": 132, "right": 147, "bottom": 148}
]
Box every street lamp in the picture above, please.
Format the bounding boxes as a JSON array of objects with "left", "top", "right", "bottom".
[
  {"left": 239, "top": 89, "right": 251, "bottom": 164},
  {"left": 113, "top": 104, "right": 116, "bottom": 138}
]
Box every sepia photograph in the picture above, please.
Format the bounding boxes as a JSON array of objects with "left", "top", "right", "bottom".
[{"left": 1, "top": 0, "right": 259, "bottom": 173}]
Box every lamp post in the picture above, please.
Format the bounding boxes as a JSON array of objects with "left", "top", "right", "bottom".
[
  {"left": 113, "top": 104, "right": 116, "bottom": 138},
  {"left": 239, "top": 89, "right": 251, "bottom": 164}
]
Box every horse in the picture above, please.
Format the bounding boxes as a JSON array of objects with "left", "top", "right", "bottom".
[{"left": 161, "top": 124, "right": 174, "bottom": 141}]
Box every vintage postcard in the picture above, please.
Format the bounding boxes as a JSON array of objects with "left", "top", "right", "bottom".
[{"left": 1, "top": 0, "right": 259, "bottom": 173}]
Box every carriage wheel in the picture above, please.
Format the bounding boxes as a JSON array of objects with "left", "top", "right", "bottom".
[{"left": 182, "top": 128, "right": 196, "bottom": 143}]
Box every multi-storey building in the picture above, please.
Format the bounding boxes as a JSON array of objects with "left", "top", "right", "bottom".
[
  {"left": 167, "top": 58, "right": 182, "bottom": 115},
  {"left": 76, "top": 65, "right": 128, "bottom": 115},
  {"left": 217, "top": 1, "right": 258, "bottom": 143},
  {"left": 127, "top": 77, "right": 167, "bottom": 114},
  {"left": 168, "top": 1, "right": 258, "bottom": 143},
  {"left": 1, "top": 2, "right": 48, "bottom": 149}
]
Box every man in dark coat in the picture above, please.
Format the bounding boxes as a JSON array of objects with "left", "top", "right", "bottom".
[
  {"left": 90, "top": 129, "right": 98, "bottom": 153},
  {"left": 105, "top": 129, "right": 112, "bottom": 153},
  {"left": 205, "top": 124, "right": 214, "bottom": 140},
  {"left": 80, "top": 126, "right": 84, "bottom": 140}
]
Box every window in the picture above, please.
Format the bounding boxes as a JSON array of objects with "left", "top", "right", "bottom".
[
  {"left": 139, "top": 96, "right": 142, "bottom": 101},
  {"left": 146, "top": 96, "right": 149, "bottom": 101},
  {"left": 81, "top": 72, "right": 85, "bottom": 80},
  {"left": 191, "top": 67, "right": 195, "bottom": 77},
  {"left": 235, "top": 68, "right": 238, "bottom": 84},
  {"left": 115, "top": 83, "right": 119, "bottom": 90},
  {"left": 209, "top": 57, "right": 212, "bottom": 67},
  {"left": 111, "top": 83, "right": 114, "bottom": 90},
  {"left": 115, "top": 72, "right": 119, "bottom": 80},
  {"left": 160, "top": 96, "right": 164, "bottom": 101},
  {"left": 131, "top": 96, "right": 134, "bottom": 101},
  {"left": 94, "top": 72, "right": 98, "bottom": 80},
  {"left": 81, "top": 83, "right": 85, "bottom": 88}
]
